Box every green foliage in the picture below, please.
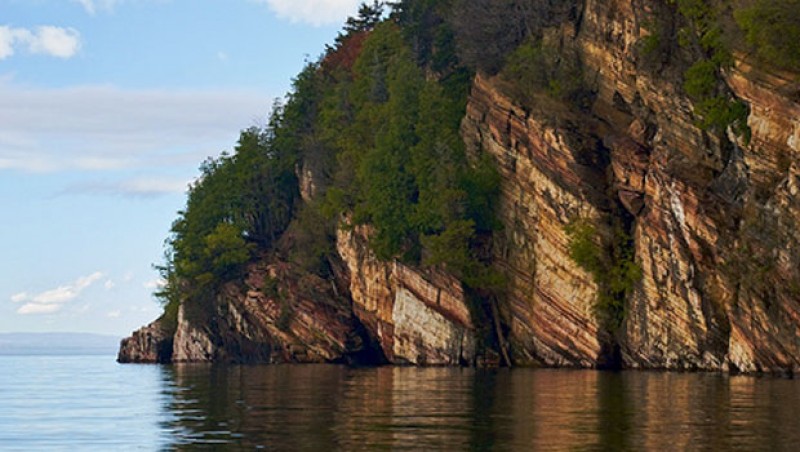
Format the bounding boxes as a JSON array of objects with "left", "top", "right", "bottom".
[
  {"left": 682, "top": 59, "right": 750, "bottom": 141},
  {"left": 276, "top": 288, "right": 293, "bottom": 331},
  {"left": 286, "top": 202, "right": 337, "bottom": 276},
  {"left": 320, "top": 23, "right": 501, "bottom": 290},
  {"left": 565, "top": 218, "right": 642, "bottom": 331},
  {"left": 154, "top": 4, "right": 506, "bottom": 321},
  {"left": 203, "top": 223, "right": 255, "bottom": 279},
  {"left": 422, "top": 219, "right": 505, "bottom": 290},
  {"left": 672, "top": 1, "right": 751, "bottom": 142},
  {"left": 501, "top": 39, "right": 586, "bottom": 107},
  {"left": 448, "top": 0, "right": 577, "bottom": 75},
  {"left": 462, "top": 153, "right": 502, "bottom": 233},
  {"left": 683, "top": 59, "right": 718, "bottom": 99},
  {"left": 156, "top": 107, "right": 300, "bottom": 309},
  {"left": 735, "top": 0, "right": 800, "bottom": 72},
  {"left": 694, "top": 97, "right": 751, "bottom": 142},
  {"left": 565, "top": 220, "right": 602, "bottom": 274},
  {"left": 673, "top": 0, "right": 728, "bottom": 62},
  {"left": 389, "top": 0, "right": 459, "bottom": 72},
  {"left": 345, "top": 1, "right": 385, "bottom": 33},
  {"left": 159, "top": 297, "right": 180, "bottom": 336},
  {"left": 639, "top": 31, "right": 661, "bottom": 58}
]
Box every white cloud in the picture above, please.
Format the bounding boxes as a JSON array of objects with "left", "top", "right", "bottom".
[
  {"left": 17, "top": 303, "right": 61, "bottom": 315},
  {"left": 10, "top": 292, "right": 28, "bottom": 303},
  {"left": 0, "top": 26, "right": 81, "bottom": 60},
  {"left": 33, "top": 272, "right": 104, "bottom": 304},
  {"left": 120, "top": 177, "right": 188, "bottom": 195},
  {"left": 255, "top": 0, "right": 362, "bottom": 26},
  {"left": 0, "top": 82, "right": 272, "bottom": 175},
  {"left": 63, "top": 176, "right": 190, "bottom": 197},
  {"left": 27, "top": 26, "right": 81, "bottom": 58},
  {"left": 15, "top": 271, "right": 104, "bottom": 315},
  {"left": 0, "top": 27, "right": 20, "bottom": 59},
  {"left": 32, "top": 286, "right": 77, "bottom": 304},
  {"left": 143, "top": 278, "right": 166, "bottom": 290},
  {"left": 106, "top": 310, "right": 121, "bottom": 318},
  {"left": 104, "top": 279, "right": 115, "bottom": 290}
]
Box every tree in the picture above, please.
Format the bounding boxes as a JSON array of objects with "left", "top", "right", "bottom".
[
  {"left": 735, "top": 0, "right": 800, "bottom": 71},
  {"left": 345, "top": 1, "right": 385, "bottom": 33},
  {"left": 156, "top": 110, "right": 300, "bottom": 309},
  {"left": 449, "top": 0, "right": 577, "bottom": 74}
]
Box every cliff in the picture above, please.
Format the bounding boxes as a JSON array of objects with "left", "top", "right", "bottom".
[
  {"left": 456, "top": 0, "right": 799, "bottom": 373},
  {"left": 120, "top": 0, "right": 800, "bottom": 373},
  {"left": 120, "top": 259, "right": 376, "bottom": 364},
  {"left": 336, "top": 225, "right": 477, "bottom": 365}
]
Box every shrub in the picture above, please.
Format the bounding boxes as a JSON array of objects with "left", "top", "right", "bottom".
[
  {"left": 735, "top": 0, "right": 800, "bottom": 72},
  {"left": 565, "top": 218, "right": 641, "bottom": 331},
  {"left": 683, "top": 59, "right": 718, "bottom": 99},
  {"left": 676, "top": 1, "right": 752, "bottom": 142},
  {"left": 501, "top": 39, "right": 586, "bottom": 108},
  {"left": 565, "top": 219, "right": 602, "bottom": 275}
]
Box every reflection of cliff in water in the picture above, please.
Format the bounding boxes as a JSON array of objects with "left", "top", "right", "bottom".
[{"left": 159, "top": 365, "right": 800, "bottom": 450}]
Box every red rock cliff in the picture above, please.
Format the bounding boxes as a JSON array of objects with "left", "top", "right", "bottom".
[
  {"left": 458, "top": 0, "right": 800, "bottom": 373},
  {"left": 121, "top": 0, "right": 800, "bottom": 373}
]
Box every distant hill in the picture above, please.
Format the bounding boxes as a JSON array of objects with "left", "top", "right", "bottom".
[{"left": 0, "top": 333, "right": 121, "bottom": 356}]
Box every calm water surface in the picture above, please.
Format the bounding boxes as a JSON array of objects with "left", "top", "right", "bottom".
[{"left": 1, "top": 355, "right": 799, "bottom": 450}]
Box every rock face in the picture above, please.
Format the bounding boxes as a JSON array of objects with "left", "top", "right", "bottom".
[
  {"left": 576, "top": 0, "right": 733, "bottom": 371},
  {"left": 462, "top": 75, "right": 606, "bottom": 367},
  {"left": 117, "top": 319, "right": 173, "bottom": 364},
  {"left": 336, "top": 225, "right": 476, "bottom": 365},
  {"left": 121, "top": 0, "right": 800, "bottom": 373},
  {"left": 458, "top": 0, "right": 800, "bottom": 373},
  {"left": 120, "top": 260, "right": 373, "bottom": 364}
]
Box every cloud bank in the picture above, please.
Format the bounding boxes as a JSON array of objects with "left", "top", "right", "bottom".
[
  {"left": 0, "top": 82, "right": 272, "bottom": 177},
  {"left": 0, "top": 26, "right": 81, "bottom": 60},
  {"left": 257, "top": 0, "right": 362, "bottom": 26},
  {"left": 12, "top": 272, "right": 104, "bottom": 315},
  {"left": 62, "top": 177, "right": 191, "bottom": 197}
]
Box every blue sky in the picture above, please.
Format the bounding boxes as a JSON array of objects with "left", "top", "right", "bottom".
[{"left": 0, "top": 0, "right": 361, "bottom": 336}]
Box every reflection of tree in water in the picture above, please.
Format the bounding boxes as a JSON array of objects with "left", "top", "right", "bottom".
[
  {"left": 163, "top": 364, "right": 346, "bottom": 449},
  {"left": 155, "top": 365, "right": 800, "bottom": 450},
  {"left": 336, "top": 367, "right": 481, "bottom": 449},
  {"left": 595, "top": 372, "right": 633, "bottom": 451},
  {"left": 160, "top": 365, "right": 487, "bottom": 450},
  {"left": 468, "top": 370, "right": 499, "bottom": 450}
]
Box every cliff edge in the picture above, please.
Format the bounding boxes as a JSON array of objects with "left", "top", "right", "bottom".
[{"left": 121, "top": 0, "right": 800, "bottom": 374}]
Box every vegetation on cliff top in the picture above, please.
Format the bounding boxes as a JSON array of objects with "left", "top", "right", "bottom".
[
  {"left": 155, "top": 1, "right": 506, "bottom": 319},
  {"left": 152, "top": 0, "right": 799, "bottom": 339}
]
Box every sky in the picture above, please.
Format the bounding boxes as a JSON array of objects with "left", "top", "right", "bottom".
[{"left": 0, "top": 0, "right": 363, "bottom": 336}]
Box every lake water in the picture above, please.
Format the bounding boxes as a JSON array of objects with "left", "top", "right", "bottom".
[{"left": 1, "top": 355, "right": 800, "bottom": 450}]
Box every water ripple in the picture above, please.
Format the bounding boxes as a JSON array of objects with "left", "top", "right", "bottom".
[{"left": 2, "top": 358, "right": 800, "bottom": 450}]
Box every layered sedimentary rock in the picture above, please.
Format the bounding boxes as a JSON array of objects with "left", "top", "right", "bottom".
[
  {"left": 458, "top": 0, "right": 800, "bottom": 372},
  {"left": 336, "top": 225, "right": 476, "bottom": 365},
  {"left": 582, "top": 0, "right": 800, "bottom": 373},
  {"left": 120, "top": 260, "right": 370, "bottom": 364},
  {"left": 462, "top": 75, "right": 606, "bottom": 367},
  {"left": 121, "top": 0, "right": 800, "bottom": 373},
  {"left": 722, "top": 60, "right": 800, "bottom": 373},
  {"left": 576, "top": 0, "right": 732, "bottom": 370},
  {"left": 118, "top": 319, "right": 173, "bottom": 364}
]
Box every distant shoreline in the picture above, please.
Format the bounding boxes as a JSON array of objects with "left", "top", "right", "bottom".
[{"left": 0, "top": 332, "right": 121, "bottom": 356}]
